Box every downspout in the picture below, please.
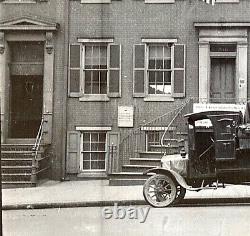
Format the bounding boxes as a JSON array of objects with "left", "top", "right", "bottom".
[{"left": 61, "top": 0, "right": 69, "bottom": 180}]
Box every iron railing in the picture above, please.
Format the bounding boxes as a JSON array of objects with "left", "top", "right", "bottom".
[
  {"left": 118, "top": 98, "right": 195, "bottom": 171},
  {"left": 31, "top": 116, "right": 49, "bottom": 185}
]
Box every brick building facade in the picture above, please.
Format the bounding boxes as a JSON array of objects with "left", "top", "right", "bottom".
[{"left": 1, "top": 0, "right": 250, "bottom": 185}]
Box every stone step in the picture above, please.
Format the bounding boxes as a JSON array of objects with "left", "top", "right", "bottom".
[
  {"left": 149, "top": 145, "right": 182, "bottom": 154},
  {"left": 2, "top": 173, "right": 32, "bottom": 181},
  {"left": 130, "top": 158, "right": 162, "bottom": 166},
  {"left": 122, "top": 164, "right": 156, "bottom": 172},
  {"left": 1, "top": 144, "right": 45, "bottom": 152},
  {"left": 138, "top": 152, "right": 164, "bottom": 159},
  {"left": 1, "top": 166, "right": 32, "bottom": 174},
  {"left": 1, "top": 158, "right": 33, "bottom": 166},
  {"left": 1, "top": 151, "right": 34, "bottom": 159}
]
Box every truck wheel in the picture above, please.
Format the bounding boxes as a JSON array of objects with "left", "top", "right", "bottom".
[{"left": 143, "top": 174, "right": 177, "bottom": 208}]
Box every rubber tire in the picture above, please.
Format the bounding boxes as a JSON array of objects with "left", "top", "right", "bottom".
[{"left": 143, "top": 174, "right": 177, "bottom": 208}]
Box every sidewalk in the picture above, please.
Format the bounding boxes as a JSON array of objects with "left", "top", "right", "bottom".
[{"left": 2, "top": 180, "right": 250, "bottom": 210}]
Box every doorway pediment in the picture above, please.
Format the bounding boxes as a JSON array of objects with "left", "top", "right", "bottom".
[{"left": 0, "top": 16, "right": 59, "bottom": 31}]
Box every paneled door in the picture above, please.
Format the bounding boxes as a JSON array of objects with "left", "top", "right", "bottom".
[{"left": 210, "top": 58, "right": 235, "bottom": 103}]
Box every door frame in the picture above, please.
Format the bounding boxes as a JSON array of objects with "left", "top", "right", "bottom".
[
  {"left": 196, "top": 26, "right": 248, "bottom": 104},
  {"left": 0, "top": 31, "right": 55, "bottom": 144}
]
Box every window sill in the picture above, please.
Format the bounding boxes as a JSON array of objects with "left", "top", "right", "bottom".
[
  {"left": 79, "top": 94, "right": 110, "bottom": 102},
  {"left": 145, "top": 0, "right": 175, "bottom": 3},
  {"left": 81, "top": 0, "right": 111, "bottom": 3},
  {"left": 215, "top": 0, "right": 239, "bottom": 3},
  {"left": 2, "top": 0, "right": 36, "bottom": 3},
  {"left": 144, "top": 96, "right": 174, "bottom": 102}
]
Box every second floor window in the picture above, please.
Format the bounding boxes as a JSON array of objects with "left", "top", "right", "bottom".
[
  {"left": 148, "top": 45, "right": 172, "bottom": 95},
  {"left": 84, "top": 45, "right": 108, "bottom": 94},
  {"left": 69, "top": 40, "right": 121, "bottom": 100}
]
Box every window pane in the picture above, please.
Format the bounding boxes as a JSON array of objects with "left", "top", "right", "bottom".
[
  {"left": 83, "top": 161, "right": 90, "bottom": 170},
  {"left": 98, "top": 143, "right": 105, "bottom": 151},
  {"left": 91, "top": 161, "right": 105, "bottom": 170},
  {"left": 85, "top": 71, "right": 91, "bottom": 94},
  {"left": 164, "top": 46, "right": 171, "bottom": 58},
  {"left": 149, "top": 71, "right": 155, "bottom": 84},
  {"left": 91, "top": 133, "right": 98, "bottom": 141},
  {"left": 100, "top": 71, "right": 107, "bottom": 94},
  {"left": 83, "top": 133, "right": 90, "bottom": 142},
  {"left": 156, "top": 72, "right": 163, "bottom": 83},
  {"left": 83, "top": 143, "right": 90, "bottom": 151},
  {"left": 164, "top": 59, "right": 171, "bottom": 69},
  {"left": 164, "top": 71, "right": 171, "bottom": 84},
  {"left": 99, "top": 133, "right": 106, "bottom": 142},
  {"left": 83, "top": 153, "right": 90, "bottom": 161}
]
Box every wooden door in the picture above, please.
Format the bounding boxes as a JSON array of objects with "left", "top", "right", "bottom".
[{"left": 210, "top": 58, "right": 235, "bottom": 103}]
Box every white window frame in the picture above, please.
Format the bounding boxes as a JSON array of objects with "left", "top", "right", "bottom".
[
  {"left": 142, "top": 39, "right": 177, "bottom": 102},
  {"left": 77, "top": 38, "right": 114, "bottom": 101},
  {"left": 80, "top": 131, "right": 108, "bottom": 172}
]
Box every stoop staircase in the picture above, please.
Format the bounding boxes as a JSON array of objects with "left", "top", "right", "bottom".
[
  {"left": 1, "top": 118, "right": 50, "bottom": 188},
  {"left": 109, "top": 99, "right": 193, "bottom": 186}
]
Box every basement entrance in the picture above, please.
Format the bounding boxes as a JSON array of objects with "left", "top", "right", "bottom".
[{"left": 8, "top": 41, "right": 44, "bottom": 139}]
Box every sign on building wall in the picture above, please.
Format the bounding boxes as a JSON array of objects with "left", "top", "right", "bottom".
[
  {"left": 118, "top": 106, "right": 134, "bottom": 127},
  {"left": 193, "top": 103, "right": 246, "bottom": 127}
]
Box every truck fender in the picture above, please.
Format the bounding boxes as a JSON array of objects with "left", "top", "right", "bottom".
[{"left": 143, "top": 167, "right": 199, "bottom": 191}]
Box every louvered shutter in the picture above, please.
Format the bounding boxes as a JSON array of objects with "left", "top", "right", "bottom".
[
  {"left": 172, "top": 44, "right": 185, "bottom": 98},
  {"left": 108, "top": 44, "right": 121, "bottom": 97},
  {"left": 133, "top": 44, "right": 146, "bottom": 97},
  {"left": 66, "top": 131, "right": 80, "bottom": 174},
  {"left": 69, "top": 44, "right": 81, "bottom": 97}
]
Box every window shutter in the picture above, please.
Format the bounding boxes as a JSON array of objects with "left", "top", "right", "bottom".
[
  {"left": 107, "top": 132, "right": 120, "bottom": 174},
  {"left": 172, "top": 44, "right": 185, "bottom": 98},
  {"left": 133, "top": 44, "right": 146, "bottom": 97},
  {"left": 66, "top": 131, "right": 80, "bottom": 174},
  {"left": 108, "top": 44, "right": 121, "bottom": 97},
  {"left": 69, "top": 44, "right": 81, "bottom": 97}
]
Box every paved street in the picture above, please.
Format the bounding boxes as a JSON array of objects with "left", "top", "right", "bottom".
[{"left": 3, "top": 203, "right": 250, "bottom": 236}]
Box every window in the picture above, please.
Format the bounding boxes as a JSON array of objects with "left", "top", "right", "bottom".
[
  {"left": 69, "top": 40, "right": 121, "bottom": 100},
  {"left": 81, "top": 132, "right": 107, "bottom": 171},
  {"left": 148, "top": 45, "right": 171, "bottom": 95},
  {"left": 133, "top": 40, "right": 185, "bottom": 101},
  {"left": 147, "top": 131, "right": 161, "bottom": 151},
  {"left": 84, "top": 45, "right": 108, "bottom": 94}
]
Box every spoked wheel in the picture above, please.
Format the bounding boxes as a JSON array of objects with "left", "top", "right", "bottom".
[
  {"left": 143, "top": 174, "right": 177, "bottom": 208},
  {"left": 173, "top": 185, "right": 186, "bottom": 204}
]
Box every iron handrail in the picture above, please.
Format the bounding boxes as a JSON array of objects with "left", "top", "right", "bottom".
[
  {"left": 160, "top": 98, "right": 192, "bottom": 147},
  {"left": 32, "top": 116, "right": 45, "bottom": 160}
]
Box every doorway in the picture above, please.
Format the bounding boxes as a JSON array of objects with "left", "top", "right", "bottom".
[
  {"left": 210, "top": 58, "right": 236, "bottom": 103},
  {"left": 8, "top": 41, "right": 44, "bottom": 139},
  {"left": 9, "top": 75, "right": 43, "bottom": 138}
]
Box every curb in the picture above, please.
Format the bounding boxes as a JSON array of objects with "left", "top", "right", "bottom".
[
  {"left": 3, "top": 197, "right": 250, "bottom": 210},
  {"left": 2, "top": 200, "right": 146, "bottom": 210}
]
